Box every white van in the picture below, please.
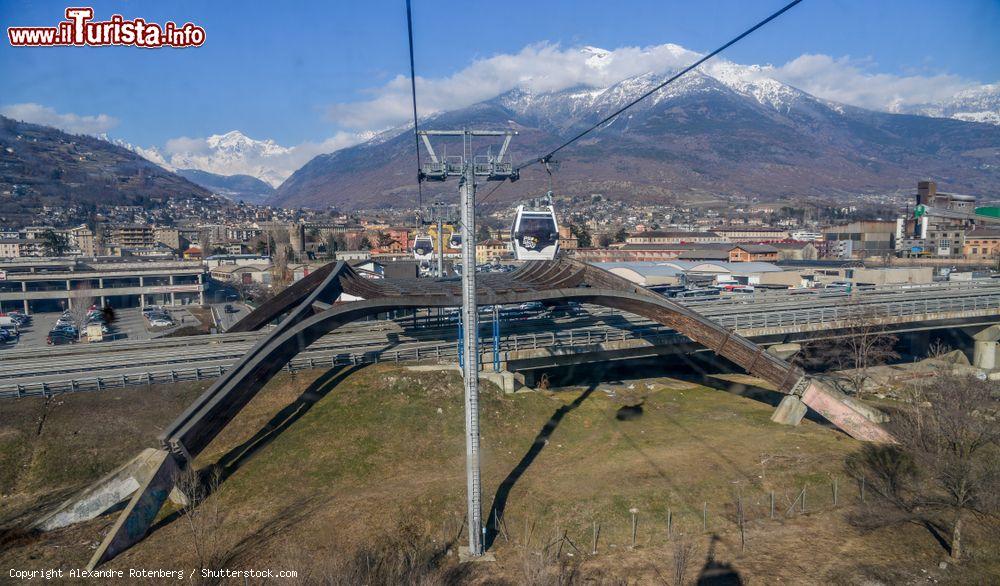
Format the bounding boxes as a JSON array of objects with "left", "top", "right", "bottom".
[{"left": 0, "top": 316, "right": 20, "bottom": 335}]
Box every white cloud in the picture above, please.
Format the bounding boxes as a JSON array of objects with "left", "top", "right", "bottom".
[
  {"left": 0, "top": 103, "right": 119, "bottom": 134},
  {"left": 164, "top": 136, "right": 211, "bottom": 155},
  {"left": 325, "top": 42, "right": 994, "bottom": 129},
  {"left": 764, "top": 54, "right": 981, "bottom": 112},
  {"left": 327, "top": 43, "right": 700, "bottom": 129}
]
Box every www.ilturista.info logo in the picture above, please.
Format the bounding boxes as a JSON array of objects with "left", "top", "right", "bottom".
[{"left": 7, "top": 7, "right": 205, "bottom": 48}]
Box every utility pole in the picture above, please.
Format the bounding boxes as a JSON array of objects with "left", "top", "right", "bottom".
[{"left": 416, "top": 129, "right": 517, "bottom": 557}]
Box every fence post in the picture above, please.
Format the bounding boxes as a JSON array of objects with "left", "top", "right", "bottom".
[
  {"left": 833, "top": 478, "right": 838, "bottom": 507},
  {"left": 770, "top": 491, "right": 775, "bottom": 519},
  {"left": 703, "top": 502, "right": 708, "bottom": 531},
  {"left": 667, "top": 508, "right": 672, "bottom": 540},
  {"left": 630, "top": 508, "right": 638, "bottom": 549}
]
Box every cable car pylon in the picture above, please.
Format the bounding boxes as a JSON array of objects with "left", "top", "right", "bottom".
[{"left": 416, "top": 128, "right": 516, "bottom": 558}]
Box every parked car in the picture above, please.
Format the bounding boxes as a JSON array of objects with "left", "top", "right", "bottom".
[
  {"left": 51, "top": 325, "right": 78, "bottom": 337},
  {"left": 224, "top": 304, "right": 237, "bottom": 313},
  {"left": 149, "top": 318, "right": 173, "bottom": 327},
  {"left": 47, "top": 332, "right": 77, "bottom": 345},
  {"left": 6, "top": 313, "right": 28, "bottom": 326}
]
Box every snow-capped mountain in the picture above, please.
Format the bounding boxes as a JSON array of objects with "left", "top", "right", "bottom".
[
  {"left": 105, "top": 44, "right": 1000, "bottom": 206},
  {"left": 899, "top": 84, "right": 1000, "bottom": 126},
  {"left": 166, "top": 131, "right": 292, "bottom": 188},
  {"left": 101, "top": 135, "right": 173, "bottom": 169},
  {"left": 272, "top": 53, "right": 1000, "bottom": 210}
]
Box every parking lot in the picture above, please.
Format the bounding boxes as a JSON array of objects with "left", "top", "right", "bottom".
[{"left": 2, "top": 306, "right": 202, "bottom": 349}]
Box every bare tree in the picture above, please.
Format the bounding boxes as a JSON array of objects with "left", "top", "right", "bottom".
[
  {"left": 672, "top": 540, "right": 696, "bottom": 586},
  {"left": 803, "top": 306, "right": 898, "bottom": 397},
  {"left": 68, "top": 284, "right": 96, "bottom": 340},
  {"left": 177, "top": 467, "right": 227, "bottom": 573},
  {"left": 847, "top": 375, "right": 1000, "bottom": 562},
  {"left": 926, "top": 339, "right": 953, "bottom": 360},
  {"left": 271, "top": 243, "right": 290, "bottom": 284}
]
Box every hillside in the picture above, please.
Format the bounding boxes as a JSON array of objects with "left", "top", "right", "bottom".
[
  {"left": 2, "top": 365, "right": 994, "bottom": 583},
  {"left": 271, "top": 70, "right": 1000, "bottom": 210},
  {"left": 0, "top": 116, "right": 213, "bottom": 225},
  {"left": 175, "top": 168, "right": 275, "bottom": 204}
]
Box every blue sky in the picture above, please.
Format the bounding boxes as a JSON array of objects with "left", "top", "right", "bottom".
[{"left": 2, "top": 0, "right": 998, "bottom": 151}]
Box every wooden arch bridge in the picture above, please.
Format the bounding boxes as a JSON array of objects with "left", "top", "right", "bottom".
[{"left": 36, "top": 258, "right": 893, "bottom": 569}]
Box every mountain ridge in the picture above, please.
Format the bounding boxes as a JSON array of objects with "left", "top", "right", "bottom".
[
  {"left": 0, "top": 116, "right": 213, "bottom": 225},
  {"left": 268, "top": 66, "right": 1000, "bottom": 209}
]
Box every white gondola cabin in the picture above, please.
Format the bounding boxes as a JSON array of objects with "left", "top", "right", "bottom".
[{"left": 510, "top": 204, "right": 560, "bottom": 260}]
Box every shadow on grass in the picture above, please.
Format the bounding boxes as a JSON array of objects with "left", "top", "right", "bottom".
[
  {"left": 697, "top": 534, "right": 743, "bottom": 585},
  {"left": 211, "top": 363, "right": 366, "bottom": 482},
  {"left": 673, "top": 372, "right": 830, "bottom": 427},
  {"left": 150, "top": 364, "right": 365, "bottom": 533},
  {"left": 484, "top": 382, "right": 598, "bottom": 550}
]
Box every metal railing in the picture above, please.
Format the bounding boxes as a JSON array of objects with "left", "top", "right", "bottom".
[
  {"left": 0, "top": 324, "right": 684, "bottom": 399},
  {"left": 4, "top": 288, "right": 999, "bottom": 399}
]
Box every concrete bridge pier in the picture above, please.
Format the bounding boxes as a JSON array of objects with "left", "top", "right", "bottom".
[
  {"left": 771, "top": 394, "right": 808, "bottom": 426},
  {"left": 766, "top": 344, "right": 806, "bottom": 426},
  {"left": 33, "top": 448, "right": 187, "bottom": 532},
  {"left": 972, "top": 325, "right": 1000, "bottom": 370}
]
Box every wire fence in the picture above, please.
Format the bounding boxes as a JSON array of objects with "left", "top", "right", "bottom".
[{"left": 477, "top": 476, "right": 871, "bottom": 555}]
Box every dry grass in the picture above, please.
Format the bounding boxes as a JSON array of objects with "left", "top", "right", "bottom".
[{"left": 1, "top": 365, "right": 996, "bottom": 584}]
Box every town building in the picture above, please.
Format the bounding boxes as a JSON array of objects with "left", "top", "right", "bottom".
[
  {"left": 771, "top": 241, "right": 819, "bottom": 261},
  {"left": 476, "top": 239, "right": 511, "bottom": 263},
  {"left": 575, "top": 242, "right": 778, "bottom": 263},
  {"left": 0, "top": 239, "right": 25, "bottom": 258},
  {"left": 154, "top": 227, "right": 184, "bottom": 251},
  {"left": 963, "top": 227, "right": 1000, "bottom": 260},
  {"left": 106, "top": 224, "right": 156, "bottom": 249},
  {"left": 69, "top": 225, "right": 99, "bottom": 256},
  {"left": 709, "top": 226, "right": 790, "bottom": 242},
  {"left": 898, "top": 181, "right": 979, "bottom": 257},
  {"left": 209, "top": 263, "right": 272, "bottom": 285},
  {"left": 625, "top": 230, "right": 724, "bottom": 245},
  {"left": 822, "top": 220, "right": 897, "bottom": 259}
]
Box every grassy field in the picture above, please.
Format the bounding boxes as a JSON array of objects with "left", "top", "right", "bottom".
[{"left": 1, "top": 365, "right": 996, "bottom": 584}]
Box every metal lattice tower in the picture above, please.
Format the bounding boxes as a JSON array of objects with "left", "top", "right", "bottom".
[{"left": 416, "top": 129, "right": 516, "bottom": 556}]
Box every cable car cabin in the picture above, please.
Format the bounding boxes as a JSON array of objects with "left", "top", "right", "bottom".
[
  {"left": 448, "top": 232, "right": 462, "bottom": 249},
  {"left": 412, "top": 235, "right": 434, "bottom": 261},
  {"left": 510, "top": 205, "right": 560, "bottom": 261}
]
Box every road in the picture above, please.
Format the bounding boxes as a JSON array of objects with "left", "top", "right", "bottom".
[{"left": 3, "top": 279, "right": 999, "bottom": 398}]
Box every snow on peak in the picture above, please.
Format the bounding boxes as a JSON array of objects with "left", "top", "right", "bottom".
[
  {"left": 101, "top": 134, "right": 174, "bottom": 169},
  {"left": 581, "top": 46, "right": 612, "bottom": 70},
  {"left": 206, "top": 131, "right": 290, "bottom": 157},
  {"left": 899, "top": 83, "right": 1000, "bottom": 125}
]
